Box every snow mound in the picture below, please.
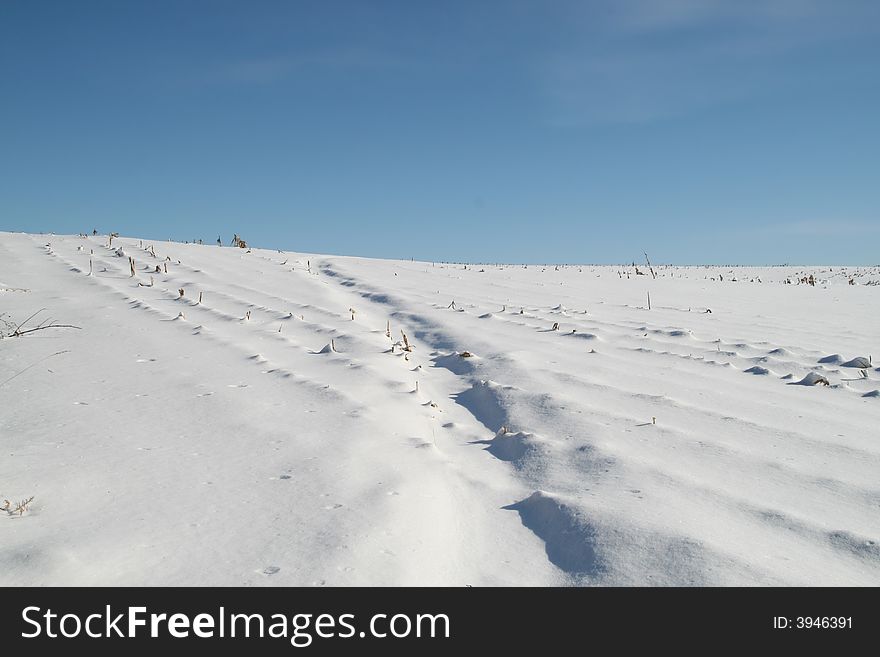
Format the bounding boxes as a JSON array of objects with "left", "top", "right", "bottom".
[
  {"left": 433, "top": 351, "right": 479, "bottom": 375},
  {"left": 818, "top": 354, "right": 842, "bottom": 364},
  {"left": 565, "top": 331, "right": 599, "bottom": 341},
  {"left": 790, "top": 372, "right": 830, "bottom": 386},
  {"left": 744, "top": 366, "right": 770, "bottom": 375},
  {"left": 828, "top": 530, "right": 880, "bottom": 563},
  {"left": 487, "top": 430, "right": 542, "bottom": 463},
  {"left": 453, "top": 380, "right": 513, "bottom": 433},
  {"left": 862, "top": 390, "right": 880, "bottom": 398},
  {"left": 503, "top": 491, "right": 602, "bottom": 576},
  {"left": 842, "top": 356, "right": 872, "bottom": 368}
]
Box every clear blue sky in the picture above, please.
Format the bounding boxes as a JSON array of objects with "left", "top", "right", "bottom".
[{"left": 1, "top": 1, "right": 878, "bottom": 263}]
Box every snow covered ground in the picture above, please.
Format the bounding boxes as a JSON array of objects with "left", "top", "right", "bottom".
[{"left": 2, "top": 231, "right": 878, "bottom": 586}]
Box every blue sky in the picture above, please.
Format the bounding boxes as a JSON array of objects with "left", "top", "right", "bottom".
[{"left": 1, "top": 1, "right": 878, "bottom": 263}]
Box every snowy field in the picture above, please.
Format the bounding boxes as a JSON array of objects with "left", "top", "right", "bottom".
[{"left": 1, "top": 231, "right": 879, "bottom": 586}]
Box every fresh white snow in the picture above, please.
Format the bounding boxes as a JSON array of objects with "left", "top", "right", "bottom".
[{"left": 1, "top": 231, "right": 879, "bottom": 586}]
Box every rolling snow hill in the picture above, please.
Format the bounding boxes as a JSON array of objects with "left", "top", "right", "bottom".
[{"left": 2, "top": 231, "right": 878, "bottom": 586}]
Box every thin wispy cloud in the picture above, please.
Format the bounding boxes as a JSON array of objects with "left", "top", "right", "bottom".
[
  {"left": 601, "top": 0, "right": 827, "bottom": 33},
  {"left": 760, "top": 220, "right": 880, "bottom": 238},
  {"left": 210, "top": 47, "right": 413, "bottom": 86},
  {"left": 534, "top": 0, "right": 880, "bottom": 125}
]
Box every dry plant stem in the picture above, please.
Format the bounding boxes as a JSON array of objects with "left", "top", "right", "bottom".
[
  {"left": 13, "top": 324, "right": 81, "bottom": 337},
  {"left": 5, "top": 496, "right": 35, "bottom": 516},
  {"left": 644, "top": 252, "right": 657, "bottom": 279},
  {"left": 5, "top": 309, "right": 81, "bottom": 338},
  {"left": 11, "top": 308, "right": 46, "bottom": 334},
  {"left": 0, "top": 350, "right": 70, "bottom": 388}
]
